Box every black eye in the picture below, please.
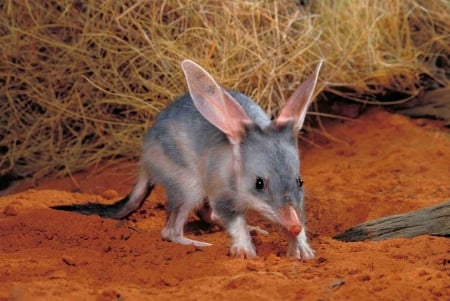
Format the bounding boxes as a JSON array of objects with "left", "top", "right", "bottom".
[
  {"left": 255, "top": 177, "right": 265, "bottom": 191},
  {"left": 296, "top": 177, "right": 304, "bottom": 189}
]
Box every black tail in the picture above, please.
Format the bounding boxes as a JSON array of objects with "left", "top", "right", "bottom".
[{"left": 51, "top": 184, "right": 154, "bottom": 219}]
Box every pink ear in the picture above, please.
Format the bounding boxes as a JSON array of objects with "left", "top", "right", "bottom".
[
  {"left": 275, "top": 60, "right": 323, "bottom": 131},
  {"left": 181, "top": 60, "right": 252, "bottom": 144}
]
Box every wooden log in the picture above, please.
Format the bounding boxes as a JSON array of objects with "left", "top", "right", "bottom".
[
  {"left": 333, "top": 201, "right": 450, "bottom": 242},
  {"left": 395, "top": 86, "right": 450, "bottom": 126}
]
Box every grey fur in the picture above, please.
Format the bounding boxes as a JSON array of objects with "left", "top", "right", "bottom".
[{"left": 52, "top": 59, "right": 323, "bottom": 259}]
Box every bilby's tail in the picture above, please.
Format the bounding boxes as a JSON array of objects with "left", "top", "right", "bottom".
[{"left": 51, "top": 176, "right": 154, "bottom": 219}]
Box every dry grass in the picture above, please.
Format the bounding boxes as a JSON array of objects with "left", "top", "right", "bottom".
[{"left": 0, "top": 0, "right": 448, "bottom": 181}]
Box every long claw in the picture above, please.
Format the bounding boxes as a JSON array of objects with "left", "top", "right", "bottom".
[
  {"left": 247, "top": 225, "right": 269, "bottom": 235},
  {"left": 229, "top": 245, "right": 256, "bottom": 258},
  {"left": 164, "top": 235, "right": 212, "bottom": 247}
]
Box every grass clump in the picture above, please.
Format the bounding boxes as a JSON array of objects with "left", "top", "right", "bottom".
[{"left": 0, "top": 0, "right": 448, "bottom": 182}]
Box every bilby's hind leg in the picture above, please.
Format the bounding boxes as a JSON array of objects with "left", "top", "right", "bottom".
[
  {"left": 161, "top": 203, "right": 212, "bottom": 247},
  {"left": 160, "top": 185, "right": 211, "bottom": 247},
  {"left": 144, "top": 129, "right": 211, "bottom": 246}
]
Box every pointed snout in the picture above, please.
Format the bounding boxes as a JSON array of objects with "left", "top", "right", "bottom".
[{"left": 278, "top": 205, "right": 302, "bottom": 236}]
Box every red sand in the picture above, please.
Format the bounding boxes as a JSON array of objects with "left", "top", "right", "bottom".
[{"left": 1, "top": 108, "right": 449, "bottom": 300}]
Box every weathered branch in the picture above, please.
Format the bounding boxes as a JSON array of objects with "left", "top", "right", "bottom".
[{"left": 333, "top": 201, "right": 450, "bottom": 242}]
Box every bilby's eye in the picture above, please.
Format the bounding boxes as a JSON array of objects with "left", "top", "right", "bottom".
[
  {"left": 296, "top": 177, "right": 304, "bottom": 189},
  {"left": 255, "top": 177, "right": 265, "bottom": 191}
]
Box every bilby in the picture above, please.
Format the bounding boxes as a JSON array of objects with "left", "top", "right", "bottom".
[{"left": 52, "top": 59, "right": 323, "bottom": 259}]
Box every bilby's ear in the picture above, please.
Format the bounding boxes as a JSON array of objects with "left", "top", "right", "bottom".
[
  {"left": 181, "top": 59, "right": 252, "bottom": 144},
  {"left": 275, "top": 60, "right": 323, "bottom": 131}
]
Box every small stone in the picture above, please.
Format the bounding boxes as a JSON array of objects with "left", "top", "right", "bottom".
[
  {"left": 357, "top": 274, "right": 371, "bottom": 282},
  {"left": 316, "top": 257, "right": 327, "bottom": 264},
  {"left": 246, "top": 260, "right": 263, "bottom": 271},
  {"left": 265, "top": 253, "right": 280, "bottom": 263},
  {"left": 101, "top": 189, "right": 118, "bottom": 200},
  {"left": 48, "top": 270, "right": 67, "bottom": 279},
  {"left": 186, "top": 245, "right": 201, "bottom": 254},
  {"left": 61, "top": 255, "right": 76, "bottom": 266},
  {"left": 418, "top": 269, "right": 429, "bottom": 277},
  {"left": 96, "top": 290, "right": 121, "bottom": 301},
  {"left": 3, "top": 204, "right": 18, "bottom": 216},
  {"left": 329, "top": 279, "right": 345, "bottom": 290},
  {"left": 160, "top": 274, "right": 179, "bottom": 286},
  {"left": 44, "top": 232, "right": 54, "bottom": 240}
]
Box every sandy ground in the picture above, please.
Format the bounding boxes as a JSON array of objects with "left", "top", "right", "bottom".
[{"left": 1, "top": 108, "right": 449, "bottom": 301}]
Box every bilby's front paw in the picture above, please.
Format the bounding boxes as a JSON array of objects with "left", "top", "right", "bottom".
[
  {"left": 226, "top": 215, "right": 256, "bottom": 258},
  {"left": 229, "top": 243, "right": 256, "bottom": 258},
  {"left": 287, "top": 242, "right": 315, "bottom": 260},
  {"left": 287, "top": 229, "right": 315, "bottom": 260}
]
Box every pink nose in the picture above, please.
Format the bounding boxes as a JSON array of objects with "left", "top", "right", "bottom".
[
  {"left": 289, "top": 224, "right": 302, "bottom": 236},
  {"left": 278, "top": 205, "right": 302, "bottom": 236}
]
